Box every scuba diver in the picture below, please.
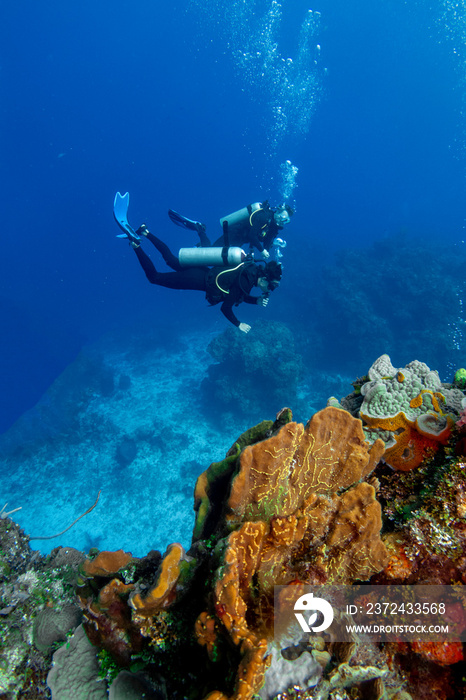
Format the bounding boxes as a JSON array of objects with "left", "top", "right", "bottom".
[
  {"left": 168, "top": 200, "right": 293, "bottom": 260},
  {"left": 114, "top": 193, "right": 282, "bottom": 333}
]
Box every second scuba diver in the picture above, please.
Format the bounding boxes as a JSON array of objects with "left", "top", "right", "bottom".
[
  {"left": 114, "top": 193, "right": 283, "bottom": 333},
  {"left": 168, "top": 200, "right": 293, "bottom": 259}
]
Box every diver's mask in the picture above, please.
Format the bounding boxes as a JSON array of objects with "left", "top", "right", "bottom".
[
  {"left": 261, "top": 260, "right": 282, "bottom": 293},
  {"left": 273, "top": 204, "right": 293, "bottom": 227},
  {"left": 267, "top": 279, "right": 280, "bottom": 292}
]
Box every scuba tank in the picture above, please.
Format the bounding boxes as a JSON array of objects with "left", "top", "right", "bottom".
[
  {"left": 219, "top": 203, "right": 263, "bottom": 229},
  {"left": 178, "top": 246, "right": 247, "bottom": 267}
]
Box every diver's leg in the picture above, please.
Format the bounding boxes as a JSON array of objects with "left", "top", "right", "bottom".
[
  {"left": 153, "top": 267, "right": 207, "bottom": 291},
  {"left": 133, "top": 250, "right": 207, "bottom": 291},
  {"left": 136, "top": 226, "right": 183, "bottom": 271},
  {"left": 194, "top": 223, "right": 212, "bottom": 247},
  {"left": 133, "top": 245, "right": 159, "bottom": 284}
]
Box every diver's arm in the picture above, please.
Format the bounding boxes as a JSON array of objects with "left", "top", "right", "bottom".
[
  {"left": 220, "top": 301, "right": 251, "bottom": 333},
  {"left": 219, "top": 301, "right": 251, "bottom": 332},
  {"left": 243, "top": 294, "right": 266, "bottom": 305},
  {"left": 249, "top": 237, "right": 264, "bottom": 252},
  {"left": 262, "top": 220, "right": 279, "bottom": 251},
  {"left": 220, "top": 299, "right": 241, "bottom": 327}
]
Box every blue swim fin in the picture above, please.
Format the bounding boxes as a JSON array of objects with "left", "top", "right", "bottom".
[
  {"left": 114, "top": 192, "right": 141, "bottom": 243},
  {"left": 168, "top": 208, "right": 204, "bottom": 232}
]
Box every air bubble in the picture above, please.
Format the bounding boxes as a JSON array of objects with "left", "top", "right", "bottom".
[
  {"left": 279, "top": 160, "right": 299, "bottom": 202},
  {"left": 188, "top": 0, "right": 324, "bottom": 154}
]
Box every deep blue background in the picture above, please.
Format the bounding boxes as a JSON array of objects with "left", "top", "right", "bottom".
[{"left": 1, "top": 0, "right": 465, "bottom": 433}]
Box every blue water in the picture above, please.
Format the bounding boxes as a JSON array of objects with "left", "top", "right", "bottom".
[{"left": 1, "top": 0, "right": 466, "bottom": 549}]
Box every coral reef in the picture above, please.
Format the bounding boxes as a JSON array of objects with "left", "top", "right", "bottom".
[
  {"left": 324, "top": 356, "right": 466, "bottom": 699},
  {"left": 454, "top": 368, "right": 466, "bottom": 390},
  {"left": 374, "top": 455, "right": 466, "bottom": 586},
  {"left": 309, "top": 234, "right": 466, "bottom": 375},
  {"left": 331, "top": 355, "right": 464, "bottom": 471},
  {"left": 0, "top": 513, "right": 85, "bottom": 698},
  {"left": 201, "top": 320, "right": 303, "bottom": 421},
  {"left": 1, "top": 353, "right": 465, "bottom": 700},
  {"left": 76, "top": 406, "right": 389, "bottom": 700}
]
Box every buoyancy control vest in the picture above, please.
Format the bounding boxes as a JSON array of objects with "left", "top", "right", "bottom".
[{"left": 205, "top": 262, "right": 258, "bottom": 306}]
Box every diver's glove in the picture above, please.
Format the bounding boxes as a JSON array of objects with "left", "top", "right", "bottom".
[
  {"left": 257, "top": 296, "right": 269, "bottom": 307},
  {"left": 239, "top": 323, "right": 251, "bottom": 334}
]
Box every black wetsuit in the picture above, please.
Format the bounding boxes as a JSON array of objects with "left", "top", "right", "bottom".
[{"left": 134, "top": 232, "right": 262, "bottom": 327}]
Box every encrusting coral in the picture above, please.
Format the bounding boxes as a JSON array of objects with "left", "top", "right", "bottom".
[
  {"left": 77, "top": 406, "right": 389, "bottom": 700},
  {"left": 331, "top": 354, "right": 464, "bottom": 471},
  {"left": 324, "top": 356, "right": 466, "bottom": 698},
  {"left": 81, "top": 549, "right": 133, "bottom": 578}
]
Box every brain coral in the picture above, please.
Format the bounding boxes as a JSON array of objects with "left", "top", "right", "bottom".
[
  {"left": 358, "top": 355, "right": 463, "bottom": 471},
  {"left": 47, "top": 624, "right": 108, "bottom": 700}
]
